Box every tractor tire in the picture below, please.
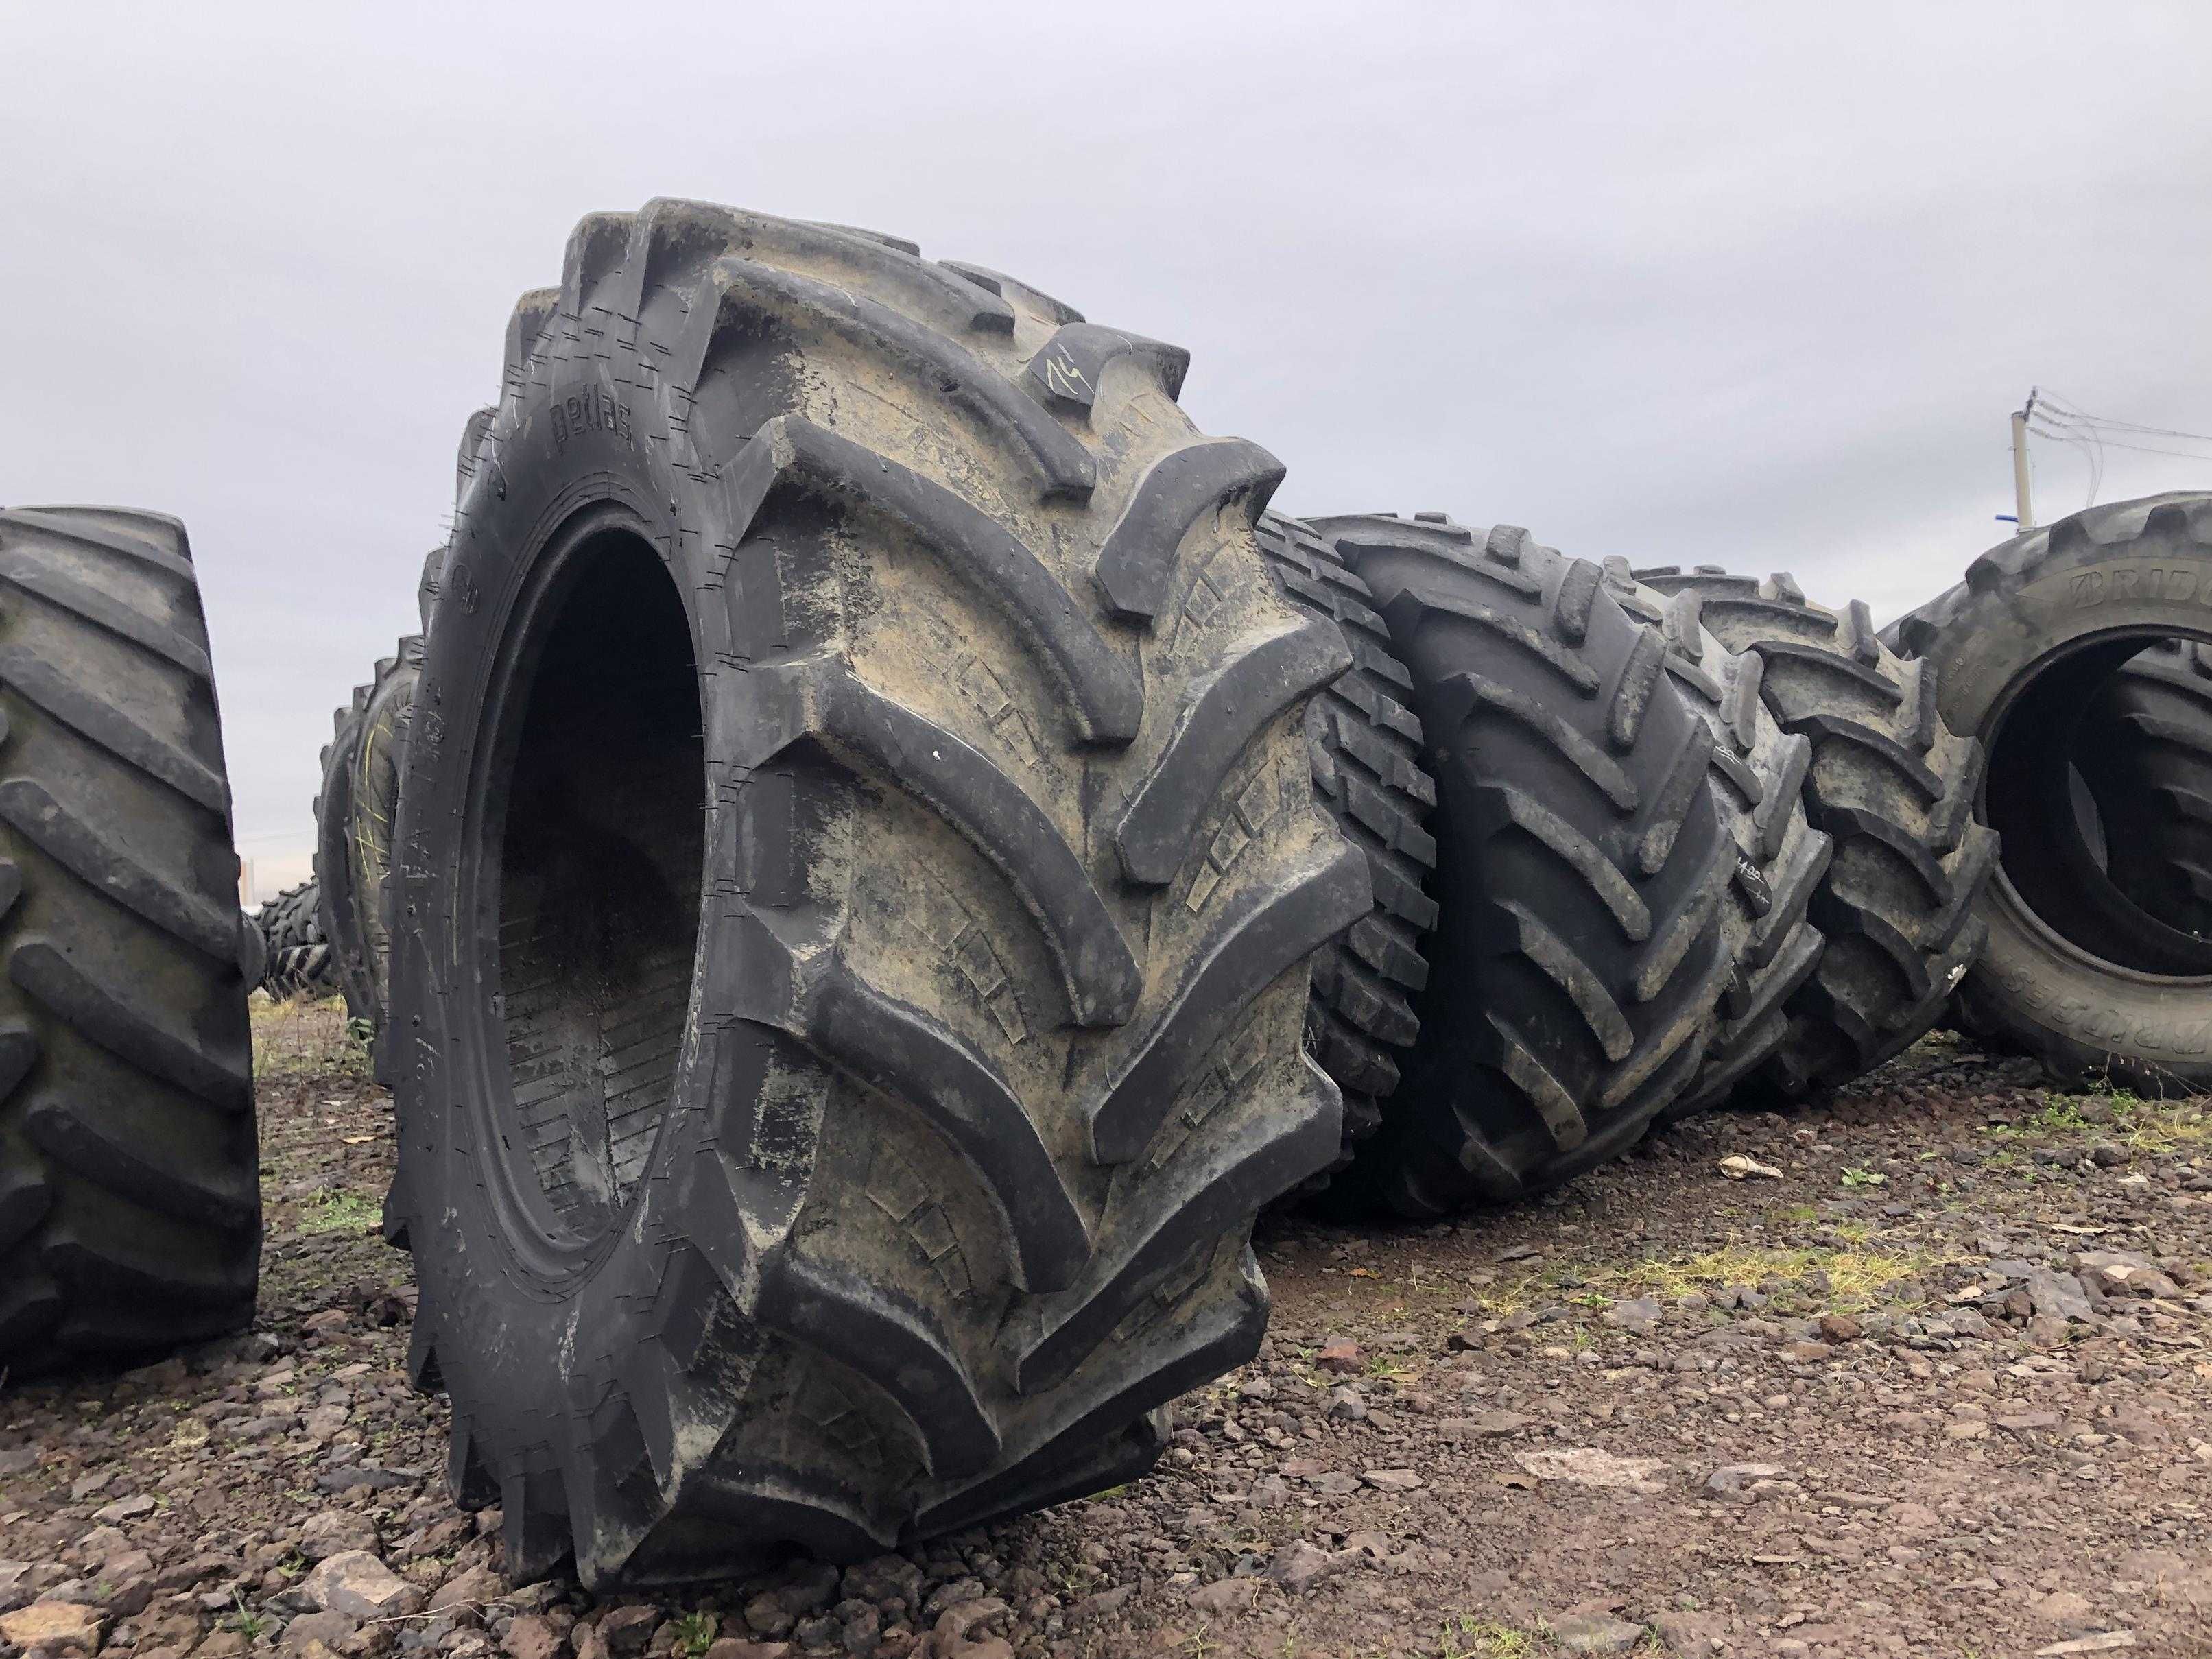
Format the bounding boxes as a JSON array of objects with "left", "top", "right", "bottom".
[
  {"left": 1637, "top": 566, "right": 1997, "bottom": 1099},
  {"left": 1255, "top": 514, "right": 1438, "bottom": 1169},
  {"left": 1594, "top": 564, "right": 1833, "bottom": 1119},
  {"left": 2069, "top": 639, "right": 2212, "bottom": 941},
  {"left": 317, "top": 638, "right": 423, "bottom": 1029},
  {"left": 256, "top": 880, "right": 334, "bottom": 998},
  {"left": 1885, "top": 492, "right": 2212, "bottom": 1090},
  {"left": 0, "top": 506, "right": 258, "bottom": 1372},
  {"left": 385, "top": 200, "right": 1369, "bottom": 1585},
  {"left": 1309, "top": 516, "right": 1741, "bottom": 1217}
]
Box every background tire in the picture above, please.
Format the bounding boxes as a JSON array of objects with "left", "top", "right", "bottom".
[
  {"left": 0, "top": 507, "right": 258, "bottom": 1372},
  {"left": 316, "top": 639, "right": 423, "bottom": 1028},
  {"left": 256, "top": 879, "right": 335, "bottom": 999},
  {"left": 1637, "top": 566, "right": 1997, "bottom": 1099},
  {"left": 1311, "top": 516, "right": 1740, "bottom": 1216},
  {"left": 1595, "top": 565, "right": 1832, "bottom": 1119},
  {"left": 387, "top": 201, "right": 1368, "bottom": 1584},
  {"left": 1255, "top": 514, "right": 1437, "bottom": 1173},
  {"left": 2069, "top": 639, "right": 2212, "bottom": 942},
  {"left": 1886, "top": 492, "right": 2212, "bottom": 1090}
]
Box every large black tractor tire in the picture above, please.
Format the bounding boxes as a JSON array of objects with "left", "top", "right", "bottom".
[
  {"left": 1309, "top": 516, "right": 1741, "bottom": 1217},
  {"left": 1886, "top": 492, "right": 2212, "bottom": 1090},
  {"left": 1637, "top": 566, "right": 1997, "bottom": 1099},
  {"left": 316, "top": 638, "right": 423, "bottom": 1028},
  {"left": 1255, "top": 514, "right": 1438, "bottom": 1169},
  {"left": 256, "top": 879, "right": 335, "bottom": 998},
  {"left": 1594, "top": 565, "right": 1833, "bottom": 1119},
  {"left": 386, "top": 201, "right": 1369, "bottom": 1586},
  {"left": 0, "top": 507, "right": 258, "bottom": 1372},
  {"left": 2069, "top": 639, "right": 2212, "bottom": 942}
]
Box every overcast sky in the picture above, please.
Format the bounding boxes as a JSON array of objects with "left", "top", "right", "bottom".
[{"left": 4, "top": 2, "right": 2209, "bottom": 891}]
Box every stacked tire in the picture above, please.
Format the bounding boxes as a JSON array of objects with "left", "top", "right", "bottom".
[
  {"left": 315, "top": 636, "right": 424, "bottom": 1029},
  {"left": 254, "top": 878, "right": 337, "bottom": 997}
]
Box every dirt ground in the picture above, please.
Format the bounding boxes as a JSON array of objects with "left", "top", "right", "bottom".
[{"left": 5, "top": 1001, "right": 2211, "bottom": 1659}]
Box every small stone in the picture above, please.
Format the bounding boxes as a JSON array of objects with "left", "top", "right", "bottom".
[
  {"left": 428, "top": 1565, "right": 510, "bottom": 1619},
  {"left": 1779, "top": 1340, "right": 1831, "bottom": 1362},
  {"left": 1704, "top": 1463, "right": 1785, "bottom": 1495},
  {"left": 1604, "top": 1297, "right": 1664, "bottom": 1329},
  {"left": 1314, "top": 1338, "right": 1361, "bottom": 1373},
  {"left": 776, "top": 1560, "right": 841, "bottom": 1619},
  {"left": 1517, "top": 1448, "right": 1669, "bottom": 1492},
  {"left": 1361, "top": 1468, "right": 1423, "bottom": 1492},
  {"left": 1185, "top": 1580, "right": 1250, "bottom": 1616},
  {"left": 1815, "top": 1314, "right": 1862, "bottom": 1343},
  {"left": 1440, "top": 1411, "right": 1535, "bottom": 1439},
  {"left": 702, "top": 1643, "right": 788, "bottom": 1659},
  {"left": 300, "top": 1511, "right": 381, "bottom": 1562},
  {"left": 1070, "top": 1585, "right": 1134, "bottom": 1621},
  {"left": 1267, "top": 1540, "right": 1333, "bottom": 1595},
  {"left": 2024, "top": 1269, "right": 2095, "bottom": 1324},
  {"left": 1551, "top": 1611, "right": 1647, "bottom": 1654},
  {"left": 0, "top": 1602, "right": 106, "bottom": 1651},
  {"left": 790, "top": 1615, "right": 837, "bottom": 1651},
  {"left": 598, "top": 1608, "right": 662, "bottom": 1657},
  {"left": 503, "top": 1614, "right": 569, "bottom": 1659},
  {"left": 89, "top": 1494, "right": 154, "bottom": 1525},
  {"left": 303, "top": 1553, "right": 425, "bottom": 1619},
  {"left": 2031, "top": 1591, "right": 2095, "bottom": 1625},
  {"left": 280, "top": 1612, "right": 362, "bottom": 1654},
  {"left": 742, "top": 1595, "right": 795, "bottom": 1640}
]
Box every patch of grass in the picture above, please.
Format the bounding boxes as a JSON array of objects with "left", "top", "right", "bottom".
[
  {"left": 1364, "top": 1355, "right": 1412, "bottom": 1381},
  {"left": 1439, "top": 1617, "right": 1543, "bottom": 1658},
  {"left": 252, "top": 995, "right": 370, "bottom": 1082},
  {"left": 1595, "top": 1241, "right": 1940, "bottom": 1313},
  {"left": 1840, "top": 1167, "right": 1886, "bottom": 1188},
  {"left": 669, "top": 1612, "right": 716, "bottom": 1659},
  {"left": 298, "top": 1190, "right": 381, "bottom": 1237}
]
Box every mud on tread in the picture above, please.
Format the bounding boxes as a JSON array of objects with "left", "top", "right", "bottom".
[
  {"left": 0, "top": 506, "right": 257, "bottom": 1372},
  {"left": 316, "top": 638, "right": 423, "bottom": 1029},
  {"left": 389, "top": 200, "right": 1368, "bottom": 1585},
  {"left": 1637, "top": 565, "right": 1997, "bottom": 1098},
  {"left": 1254, "top": 514, "right": 1437, "bottom": 1169},
  {"left": 1311, "top": 516, "right": 1739, "bottom": 1217}
]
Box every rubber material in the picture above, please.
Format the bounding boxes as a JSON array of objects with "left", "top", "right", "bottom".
[
  {"left": 1596, "top": 564, "right": 1832, "bottom": 1119},
  {"left": 2071, "top": 639, "right": 2212, "bottom": 941},
  {"left": 0, "top": 506, "right": 258, "bottom": 1372},
  {"left": 256, "top": 879, "right": 335, "bottom": 998},
  {"left": 385, "top": 200, "right": 1368, "bottom": 1586},
  {"left": 1885, "top": 492, "right": 2212, "bottom": 1089},
  {"left": 316, "top": 638, "right": 423, "bottom": 1027},
  {"left": 1312, "top": 516, "right": 1739, "bottom": 1217},
  {"left": 1637, "top": 566, "right": 1997, "bottom": 1099},
  {"left": 1254, "top": 514, "right": 1437, "bottom": 1169}
]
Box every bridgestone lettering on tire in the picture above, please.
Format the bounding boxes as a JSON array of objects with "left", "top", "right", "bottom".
[
  {"left": 316, "top": 638, "right": 423, "bottom": 1028},
  {"left": 386, "top": 200, "right": 1369, "bottom": 1585},
  {"left": 1637, "top": 566, "right": 1997, "bottom": 1099},
  {"left": 1311, "top": 516, "right": 1740, "bottom": 1217},
  {"left": 1886, "top": 492, "right": 2212, "bottom": 1090},
  {"left": 1255, "top": 515, "right": 1437, "bottom": 1169},
  {"left": 0, "top": 507, "right": 258, "bottom": 1371}
]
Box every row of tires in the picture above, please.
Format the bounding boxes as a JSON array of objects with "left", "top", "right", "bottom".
[{"left": 11, "top": 200, "right": 2209, "bottom": 1590}]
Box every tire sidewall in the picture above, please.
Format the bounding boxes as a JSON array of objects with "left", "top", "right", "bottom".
[
  {"left": 390, "top": 354, "right": 766, "bottom": 1481},
  {"left": 1923, "top": 522, "right": 2212, "bottom": 1083}
]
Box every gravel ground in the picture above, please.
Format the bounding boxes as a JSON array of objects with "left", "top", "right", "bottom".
[{"left": 4, "top": 1001, "right": 2211, "bottom": 1659}]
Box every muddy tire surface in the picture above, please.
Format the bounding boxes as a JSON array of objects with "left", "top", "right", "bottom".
[
  {"left": 1309, "top": 516, "right": 1740, "bottom": 1217},
  {"left": 1255, "top": 514, "right": 1437, "bottom": 1173},
  {"left": 316, "top": 639, "right": 423, "bottom": 1029},
  {"left": 0, "top": 506, "right": 258, "bottom": 1372},
  {"left": 1637, "top": 566, "right": 1997, "bottom": 1099},
  {"left": 385, "top": 201, "right": 1370, "bottom": 1585},
  {"left": 1886, "top": 492, "right": 2212, "bottom": 1089}
]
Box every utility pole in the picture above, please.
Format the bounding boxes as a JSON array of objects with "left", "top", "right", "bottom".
[{"left": 2010, "top": 390, "right": 2036, "bottom": 532}]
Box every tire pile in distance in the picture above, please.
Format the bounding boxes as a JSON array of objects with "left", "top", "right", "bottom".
[{"left": 19, "top": 200, "right": 2212, "bottom": 1588}]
